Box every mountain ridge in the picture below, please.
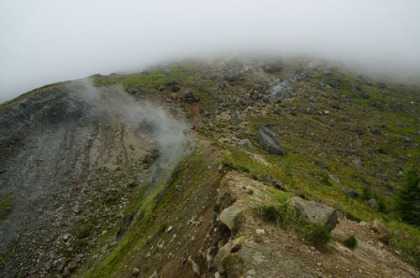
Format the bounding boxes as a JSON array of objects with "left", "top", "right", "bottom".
[{"left": 0, "top": 56, "right": 419, "bottom": 277}]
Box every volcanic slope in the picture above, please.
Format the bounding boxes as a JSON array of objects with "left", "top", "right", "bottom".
[{"left": 0, "top": 57, "right": 419, "bottom": 278}]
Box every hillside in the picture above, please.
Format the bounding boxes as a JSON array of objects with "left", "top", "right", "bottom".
[{"left": 0, "top": 56, "right": 419, "bottom": 278}]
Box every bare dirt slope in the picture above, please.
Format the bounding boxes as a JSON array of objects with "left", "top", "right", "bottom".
[{"left": 0, "top": 81, "right": 188, "bottom": 277}]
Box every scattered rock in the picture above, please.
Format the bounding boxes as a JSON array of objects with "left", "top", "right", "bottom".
[
  {"left": 403, "top": 136, "right": 413, "bottom": 143},
  {"left": 299, "top": 106, "right": 311, "bottom": 114},
  {"left": 238, "top": 139, "right": 254, "bottom": 149},
  {"left": 330, "top": 79, "right": 342, "bottom": 88},
  {"left": 171, "top": 86, "right": 180, "bottom": 92},
  {"left": 370, "top": 126, "right": 383, "bottom": 136},
  {"left": 132, "top": 267, "right": 140, "bottom": 277},
  {"left": 126, "top": 87, "right": 137, "bottom": 95},
  {"left": 368, "top": 199, "right": 378, "bottom": 209},
  {"left": 378, "top": 83, "right": 387, "bottom": 89},
  {"left": 127, "top": 179, "right": 138, "bottom": 187},
  {"left": 265, "top": 175, "right": 285, "bottom": 191},
  {"left": 328, "top": 174, "right": 341, "bottom": 184},
  {"left": 372, "top": 220, "right": 390, "bottom": 243},
  {"left": 257, "top": 127, "right": 285, "bottom": 155},
  {"left": 67, "top": 260, "right": 78, "bottom": 272},
  {"left": 352, "top": 157, "right": 370, "bottom": 174},
  {"left": 360, "top": 92, "right": 370, "bottom": 99},
  {"left": 184, "top": 91, "right": 199, "bottom": 103},
  {"left": 256, "top": 229, "right": 265, "bottom": 235},
  {"left": 187, "top": 256, "right": 200, "bottom": 276},
  {"left": 229, "top": 114, "right": 242, "bottom": 124},
  {"left": 62, "top": 267, "right": 70, "bottom": 278},
  {"left": 288, "top": 197, "right": 338, "bottom": 231},
  {"left": 358, "top": 221, "right": 370, "bottom": 227},
  {"left": 318, "top": 160, "right": 329, "bottom": 170},
  {"left": 166, "top": 226, "right": 173, "bottom": 233},
  {"left": 342, "top": 188, "right": 359, "bottom": 199}
]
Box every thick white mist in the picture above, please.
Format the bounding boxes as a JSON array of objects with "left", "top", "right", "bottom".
[{"left": 1, "top": 0, "right": 419, "bottom": 102}]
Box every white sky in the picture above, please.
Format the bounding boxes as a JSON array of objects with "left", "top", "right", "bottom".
[{"left": 1, "top": 0, "right": 420, "bottom": 102}]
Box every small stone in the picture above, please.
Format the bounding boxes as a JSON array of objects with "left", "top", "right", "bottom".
[
  {"left": 367, "top": 240, "right": 374, "bottom": 245},
  {"left": 318, "top": 160, "right": 329, "bottom": 170},
  {"left": 166, "top": 226, "right": 173, "bottom": 233},
  {"left": 368, "top": 199, "right": 378, "bottom": 209},
  {"left": 231, "top": 237, "right": 245, "bottom": 252},
  {"left": 67, "top": 260, "right": 78, "bottom": 272},
  {"left": 62, "top": 267, "right": 70, "bottom": 278},
  {"left": 358, "top": 221, "right": 369, "bottom": 227},
  {"left": 188, "top": 256, "right": 200, "bottom": 276},
  {"left": 256, "top": 229, "right": 265, "bottom": 235},
  {"left": 132, "top": 267, "right": 140, "bottom": 277},
  {"left": 378, "top": 242, "right": 384, "bottom": 248}
]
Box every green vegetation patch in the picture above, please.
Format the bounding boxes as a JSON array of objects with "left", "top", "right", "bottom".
[
  {"left": 257, "top": 204, "right": 331, "bottom": 248},
  {"left": 0, "top": 194, "right": 12, "bottom": 224}
]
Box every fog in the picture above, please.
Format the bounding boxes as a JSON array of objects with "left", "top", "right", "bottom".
[
  {"left": 1, "top": 0, "right": 420, "bottom": 103},
  {"left": 75, "top": 80, "right": 190, "bottom": 168}
]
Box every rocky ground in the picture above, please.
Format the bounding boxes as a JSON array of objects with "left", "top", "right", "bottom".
[{"left": 0, "top": 56, "right": 419, "bottom": 277}]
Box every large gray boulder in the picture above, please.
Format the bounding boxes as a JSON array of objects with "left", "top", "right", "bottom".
[
  {"left": 257, "top": 127, "right": 285, "bottom": 155},
  {"left": 288, "top": 197, "right": 338, "bottom": 231}
]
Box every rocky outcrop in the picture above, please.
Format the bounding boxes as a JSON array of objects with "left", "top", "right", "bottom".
[
  {"left": 257, "top": 127, "right": 285, "bottom": 155},
  {"left": 288, "top": 197, "right": 338, "bottom": 231},
  {"left": 214, "top": 237, "right": 246, "bottom": 277}
]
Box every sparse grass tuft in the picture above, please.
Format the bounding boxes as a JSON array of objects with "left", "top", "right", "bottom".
[
  {"left": 303, "top": 223, "right": 332, "bottom": 248},
  {"left": 260, "top": 205, "right": 280, "bottom": 222},
  {"left": 319, "top": 174, "right": 333, "bottom": 186},
  {"left": 344, "top": 235, "right": 358, "bottom": 250}
]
